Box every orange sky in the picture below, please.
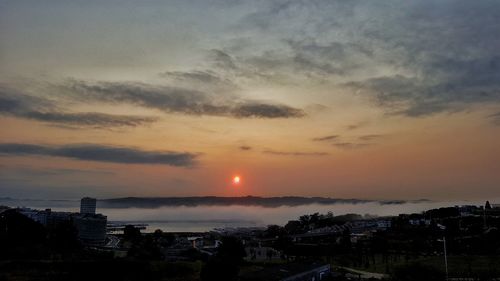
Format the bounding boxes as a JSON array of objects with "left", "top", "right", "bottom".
[{"left": 1, "top": 0, "right": 500, "bottom": 200}]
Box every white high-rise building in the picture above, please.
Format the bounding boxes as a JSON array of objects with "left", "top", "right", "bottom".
[{"left": 80, "top": 197, "right": 97, "bottom": 215}]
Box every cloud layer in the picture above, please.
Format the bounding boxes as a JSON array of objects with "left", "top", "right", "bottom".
[
  {"left": 311, "top": 133, "right": 384, "bottom": 150},
  {"left": 489, "top": 112, "right": 500, "bottom": 126},
  {"left": 0, "top": 87, "right": 157, "bottom": 128},
  {"left": 227, "top": 0, "right": 500, "bottom": 118},
  {"left": 64, "top": 80, "right": 305, "bottom": 119},
  {"left": 263, "top": 150, "right": 328, "bottom": 156},
  {"left": 0, "top": 143, "right": 197, "bottom": 167},
  {"left": 312, "top": 135, "right": 338, "bottom": 142}
]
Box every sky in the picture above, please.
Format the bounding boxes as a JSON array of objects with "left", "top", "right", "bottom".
[{"left": 1, "top": 0, "right": 500, "bottom": 200}]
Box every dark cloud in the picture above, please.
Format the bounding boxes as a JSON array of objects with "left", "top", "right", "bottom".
[
  {"left": 160, "top": 70, "right": 236, "bottom": 90},
  {"left": 0, "top": 89, "right": 53, "bottom": 112},
  {"left": 312, "top": 135, "right": 338, "bottom": 142},
  {"left": 64, "top": 80, "right": 305, "bottom": 119},
  {"left": 342, "top": 2, "right": 500, "bottom": 117},
  {"left": 0, "top": 143, "right": 197, "bottom": 167},
  {"left": 304, "top": 104, "right": 330, "bottom": 113},
  {"left": 208, "top": 45, "right": 351, "bottom": 83},
  {"left": 239, "top": 146, "right": 252, "bottom": 151},
  {"left": 229, "top": 2, "right": 371, "bottom": 80},
  {"left": 333, "top": 143, "right": 372, "bottom": 150},
  {"left": 210, "top": 49, "right": 237, "bottom": 70},
  {"left": 488, "top": 112, "right": 500, "bottom": 126},
  {"left": 310, "top": 133, "right": 380, "bottom": 149},
  {"left": 161, "top": 70, "right": 224, "bottom": 84},
  {"left": 234, "top": 0, "right": 500, "bottom": 117},
  {"left": 358, "top": 134, "right": 384, "bottom": 141},
  {"left": 0, "top": 88, "right": 157, "bottom": 128},
  {"left": 284, "top": 39, "right": 373, "bottom": 77},
  {"left": 23, "top": 111, "right": 158, "bottom": 128},
  {"left": 346, "top": 121, "right": 368, "bottom": 131},
  {"left": 346, "top": 60, "right": 500, "bottom": 117},
  {"left": 263, "top": 150, "right": 328, "bottom": 156},
  {"left": 232, "top": 103, "right": 305, "bottom": 118},
  {"left": 347, "top": 125, "right": 359, "bottom": 130},
  {"left": 0, "top": 166, "right": 115, "bottom": 177},
  {"left": 239, "top": 48, "right": 347, "bottom": 80}
]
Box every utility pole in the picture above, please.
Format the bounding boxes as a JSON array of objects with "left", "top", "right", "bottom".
[
  {"left": 443, "top": 236, "right": 448, "bottom": 281},
  {"left": 438, "top": 236, "right": 448, "bottom": 281}
]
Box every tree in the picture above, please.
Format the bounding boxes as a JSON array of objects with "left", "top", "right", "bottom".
[
  {"left": 127, "top": 235, "right": 164, "bottom": 260},
  {"left": 217, "top": 236, "right": 246, "bottom": 262},
  {"left": 264, "top": 225, "right": 285, "bottom": 238},
  {"left": 0, "top": 210, "right": 47, "bottom": 259},
  {"left": 485, "top": 201, "right": 492, "bottom": 210},
  {"left": 284, "top": 220, "right": 302, "bottom": 234},
  {"left": 200, "top": 236, "right": 246, "bottom": 281},
  {"left": 123, "top": 225, "right": 141, "bottom": 241}
]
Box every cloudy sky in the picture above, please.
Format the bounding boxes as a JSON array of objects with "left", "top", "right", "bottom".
[{"left": 1, "top": 0, "right": 499, "bottom": 200}]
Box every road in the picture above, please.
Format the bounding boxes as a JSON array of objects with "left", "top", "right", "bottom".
[{"left": 340, "top": 266, "right": 388, "bottom": 279}]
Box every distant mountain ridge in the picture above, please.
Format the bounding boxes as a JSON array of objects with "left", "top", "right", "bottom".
[{"left": 98, "top": 196, "right": 430, "bottom": 208}]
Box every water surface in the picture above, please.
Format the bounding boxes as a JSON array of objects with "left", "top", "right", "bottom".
[{"left": 1, "top": 198, "right": 489, "bottom": 232}]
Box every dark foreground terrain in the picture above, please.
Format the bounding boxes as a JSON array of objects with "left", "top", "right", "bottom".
[{"left": 1, "top": 203, "right": 500, "bottom": 281}]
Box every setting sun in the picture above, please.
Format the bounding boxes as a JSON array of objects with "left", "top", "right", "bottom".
[{"left": 232, "top": 176, "right": 241, "bottom": 185}]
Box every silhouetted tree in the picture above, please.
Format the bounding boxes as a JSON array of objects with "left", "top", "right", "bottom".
[
  {"left": 123, "top": 225, "right": 141, "bottom": 241},
  {"left": 264, "top": 224, "right": 285, "bottom": 238},
  {"left": 0, "top": 210, "right": 47, "bottom": 259},
  {"left": 127, "top": 237, "right": 164, "bottom": 260},
  {"left": 200, "top": 236, "right": 246, "bottom": 281},
  {"left": 284, "top": 220, "right": 302, "bottom": 234},
  {"left": 217, "top": 236, "right": 246, "bottom": 262},
  {"left": 485, "top": 201, "right": 492, "bottom": 210}
]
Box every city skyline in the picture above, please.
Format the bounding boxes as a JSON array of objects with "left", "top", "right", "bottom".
[{"left": 1, "top": 0, "right": 500, "bottom": 200}]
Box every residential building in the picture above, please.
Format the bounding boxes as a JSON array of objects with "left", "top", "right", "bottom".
[{"left": 80, "top": 197, "right": 97, "bottom": 215}]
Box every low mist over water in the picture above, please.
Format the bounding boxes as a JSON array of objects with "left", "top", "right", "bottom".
[{"left": 1, "top": 197, "right": 490, "bottom": 232}]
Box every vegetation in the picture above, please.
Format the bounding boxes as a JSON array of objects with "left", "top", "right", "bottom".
[
  {"left": 200, "top": 236, "right": 246, "bottom": 281},
  {"left": 2, "top": 204, "right": 500, "bottom": 280}
]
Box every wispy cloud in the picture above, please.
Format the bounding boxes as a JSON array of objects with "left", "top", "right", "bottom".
[
  {"left": 333, "top": 143, "right": 372, "bottom": 150},
  {"left": 0, "top": 166, "right": 115, "bottom": 177},
  {"left": 346, "top": 122, "right": 367, "bottom": 131},
  {"left": 0, "top": 88, "right": 157, "bottom": 128},
  {"left": 159, "top": 70, "right": 237, "bottom": 91},
  {"left": 239, "top": 146, "right": 252, "bottom": 151},
  {"left": 358, "top": 134, "right": 385, "bottom": 141},
  {"left": 488, "top": 111, "right": 500, "bottom": 126},
  {"left": 63, "top": 80, "right": 305, "bottom": 119},
  {"left": 209, "top": 49, "right": 237, "bottom": 70},
  {"left": 312, "top": 133, "right": 382, "bottom": 149},
  {"left": 234, "top": 0, "right": 500, "bottom": 117},
  {"left": 0, "top": 143, "right": 197, "bottom": 167},
  {"left": 263, "top": 150, "right": 328, "bottom": 156},
  {"left": 312, "top": 135, "right": 339, "bottom": 142},
  {"left": 22, "top": 111, "right": 158, "bottom": 128}
]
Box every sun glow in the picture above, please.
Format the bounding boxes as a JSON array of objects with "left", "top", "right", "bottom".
[{"left": 232, "top": 176, "right": 241, "bottom": 185}]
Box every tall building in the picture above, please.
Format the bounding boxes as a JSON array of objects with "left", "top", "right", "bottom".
[{"left": 80, "top": 197, "right": 97, "bottom": 215}]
